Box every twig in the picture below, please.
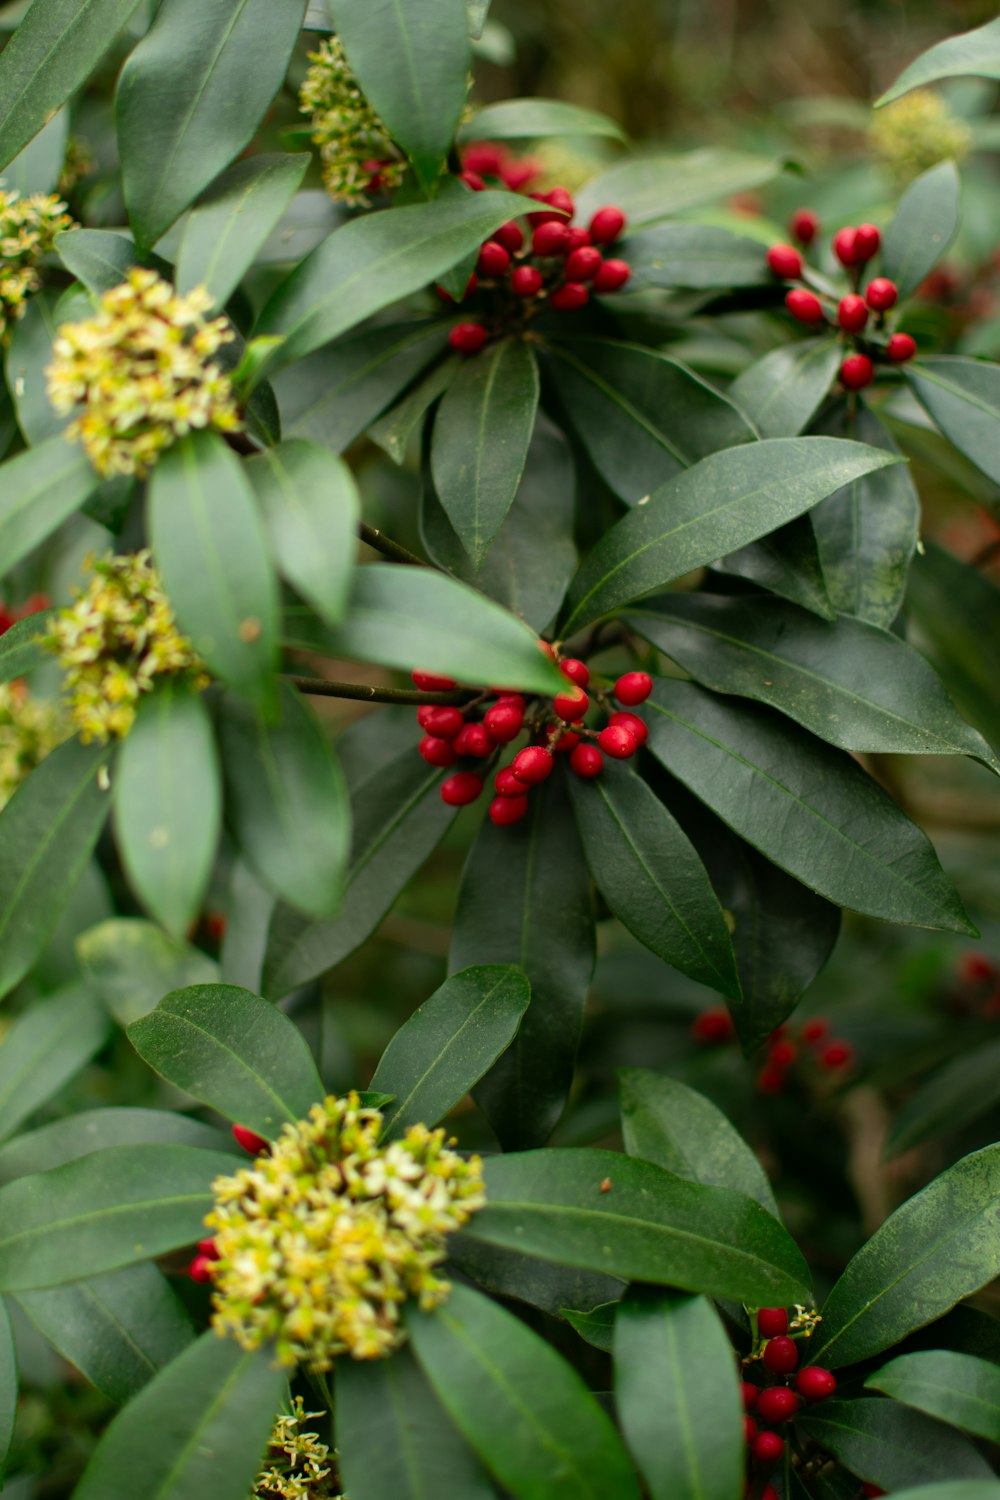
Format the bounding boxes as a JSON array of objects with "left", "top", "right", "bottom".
[
  {"left": 358, "top": 522, "right": 426, "bottom": 567},
  {"left": 285, "top": 673, "right": 473, "bottom": 705}
]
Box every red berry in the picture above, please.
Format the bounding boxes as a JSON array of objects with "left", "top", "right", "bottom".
[
  {"left": 449, "top": 322, "right": 488, "bottom": 356},
  {"left": 763, "top": 1336, "right": 799, "bottom": 1375},
  {"left": 838, "top": 294, "right": 869, "bottom": 333},
  {"left": 840, "top": 354, "right": 874, "bottom": 390},
  {"left": 441, "top": 771, "right": 484, "bottom": 806},
  {"left": 761, "top": 1488, "right": 779, "bottom": 1500},
  {"left": 453, "top": 722, "right": 491, "bottom": 758},
  {"left": 494, "top": 692, "right": 526, "bottom": 709},
  {"left": 796, "top": 1366, "right": 837, "bottom": 1402},
  {"left": 589, "top": 205, "right": 626, "bottom": 244},
  {"left": 565, "top": 227, "right": 592, "bottom": 252},
  {"left": 865, "top": 277, "right": 898, "bottom": 311},
  {"left": 757, "top": 1308, "right": 788, "bottom": 1338},
  {"left": 608, "top": 710, "right": 648, "bottom": 747},
  {"left": 820, "top": 1039, "right": 855, "bottom": 1071},
  {"left": 790, "top": 208, "right": 819, "bottom": 244},
  {"left": 756, "top": 1064, "right": 786, "bottom": 1095},
  {"left": 742, "top": 1382, "right": 759, "bottom": 1411},
  {"left": 484, "top": 702, "right": 524, "bottom": 743},
  {"left": 752, "top": 1431, "right": 784, "bottom": 1466},
  {"left": 569, "top": 743, "right": 603, "bottom": 778},
  {"left": 511, "top": 265, "right": 543, "bottom": 298},
  {"left": 559, "top": 658, "right": 590, "bottom": 688},
  {"left": 419, "top": 734, "right": 458, "bottom": 768},
  {"left": 785, "top": 288, "right": 824, "bottom": 324},
  {"left": 614, "top": 672, "right": 653, "bottom": 706},
  {"left": 512, "top": 745, "right": 554, "bottom": 785},
  {"left": 549, "top": 282, "right": 589, "bottom": 311},
  {"left": 592, "top": 258, "right": 631, "bottom": 292},
  {"left": 553, "top": 729, "right": 581, "bottom": 752},
  {"left": 418, "top": 705, "right": 464, "bottom": 738},
  {"left": 232, "top": 1123, "right": 269, "bottom": 1155},
  {"left": 756, "top": 1387, "right": 799, "bottom": 1425},
  {"left": 886, "top": 332, "right": 916, "bottom": 363},
  {"left": 462, "top": 142, "right": 506, "bottom": 177},
  {"left": 502, "top": 160, "right": 539, "bottom": 191},
  {"left": 197, "top": 1237, "right": 221, "bottom": 1259},
  {"left": 743, "top": 1415, "right": 758, "bottom": 1445},
  {"left": 545, "top": 186, "right": 575, "bottom": 216},
  {"left": 532, "top": 221, "right": 570, "bottom": 257},
  {"left": 494, "top": 220, "right": 525, "bottom": 253},
  {"left": 862, "top": 1486, "right": 887, "bottom": 1499},
  {"left": 769, "top": 1038, "right": 797, "bottom": 1069},
  {"left": 854, "top": 223, "right": 881, "bottom": 262},
  {"left": 188, "top": 1255, "right": 214, "bottom": 1283},
  {"left": 691, "top": 1007, "right": 735, "bottom": 1044},
  {"left": 800, "top": 1017, "right": 829, "bottom": 1044},
  {"left": 554, "top": 686, "right": 589, "bottom": 721},
  {"left": 489, "top": 794, "right": 529, "bottom": 826},
  {"left": 598, "top": 723, "right": 638, "bottom": 759},
  {"left": 766, "top": 243, "right": 803, "bottom": 279},
  {"left": 959, "top": 952, "right": 995, "bottom": 983},
  {"left": 459, "top": 169, "right": 486, "bottom": 191},
  {"left": 833, "top": 226, "right": 859, "bottom": 266},
  {"left": 495, "top": 766, "right": 527, "bottom": 798},
  {"left": 477, "top": 240, "right": 510, "bottom": 276},
  {"left": 564, "top": 246, "right": 603, "bottom": 282},
  {"left": 412, "top": 669, "right": 456, "bottom": 691}
]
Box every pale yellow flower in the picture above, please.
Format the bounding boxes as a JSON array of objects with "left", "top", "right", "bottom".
[
  {"left": 870, "top": 90, "right": 970, "bottom": 183},
  {"left": 299, "top": 37, "right": 407, "bottom": 206},
  {"left": 252, "top": 1398, "right": 342, "bottom": 1500},
  {"left": 0, "top": 681, "right": 68, "bottom": 807},
  {"left": 0, "top": 188, "right": 73, "bottom": 342}
]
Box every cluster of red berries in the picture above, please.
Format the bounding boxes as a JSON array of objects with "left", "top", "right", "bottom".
[
  {"left": 187, "top": 1123, "right": 268, "bottom": 1282},
  {"left": 690, "top": 1008, "right": 855, "bottom": 1091},
  {"left": 766, "top": 208, "right": 916, "bottom": 391},
  {"left": 742, "top": 1306, "right": 837, "bottom": 1495},
  {"left": 441, "top": 173, "right": 632, "bottom": 356},
  {"left": 410, "top": 650, "right": 653, "bottom": 827}
]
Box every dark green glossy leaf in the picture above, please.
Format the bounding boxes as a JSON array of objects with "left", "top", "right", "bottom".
[
  {"left": 116, "top": 0, "right": 307, "bottom": 250},
  {"left": 6, "top": 292, "right": 70, "bottom": 444},
  {"left": 176, "top": 153, "right": 309, "bottom": 307},
  {"left": 451, "top": 774, "right": 594, "bottom": 1149},
  {"left": 459, "top": 97, "right": 625, "bottom": 142},
  {"left": 622, "top": 223, "right": 769, "bottom": 290},
  {"left": 886, "top": 1039, "right": 1000, "bottom": 1159},
  {"left": 619, "top": 1067, "right": 778, "bottom": 1215},
  {"left": 0, "top": 1297, "right": 14, "bottom": 1470},
  {"left": 908, "top": 358, "right": 1000, "bottom": 487},
  {"left": 71, "top": 1331, "right": 285, "bottom": 1500},
  {"left": 866, "top": 1488, "right": 1000, "bottom": 1500},
  {"left": 877, "top": 18, "right": 1000, "bottom": 103},
  {"left": 3, "top": 103, "right": 67, "bottom": 195},
  {"left": 468, "top": 1148, "right": 812, "bottom": 1304},
  {"left": 730, "top": 339, "right": 840, "bottom": 439},
  {"left": 645, "top": 680, "right": 975, "bottom": 934},
  {"left": 881, "top": 161, "right": 961, "bottom": 300},
  {"left": 0, "top": 1108, "right": 230, "bottom": 1187},
  {"left": 407, "top": 1281, "right": 639, "bottom": 1500},
  {"left": 568, "top": 762, "right": 740, "bottom": 999},
  {"left": 448, "top": 1236, "right": 623, "bottom": 1320},
  {"left": 717, "top": 515, "right": 836, "bottom": 619},
  {"left": 114, "top": 683, "right": 221, "bottom": 938},
  {"left": 797, "top": 1398, "right": 992, "bottom": 1488},
  {"left": 614, "top": 1288, "right": 743, "bottom": 1500},
  {"left": 77, "top": 917, "right": 218, "bottom": 1027},
  {"left": 0, "top": 984, "right": 109, "bottom": 1145},
  {"left": 0, "top": 433, "right": 99, "bottom": 575},
  {"left": 128, "top": 983, "right": 323, "bottom": 1137},
  {"left": 813, "top": 1145, "right": 1000, "bottom": 1369},
  {"left": 867, "top": 1350, "right": 1000, "bottom": 1443},
  {"left": 371, "top": 965, "right": 529, "bottom": 1138},
  {"left": 54, "top": 228, "right": 143, "bottom": 296},
  {"left": 907, "top": 543, "right": 1000, "bottom": 752},
  {"left": 148, "top": 431, "right": 279, "bottom": 712},
  {"left": 561, "top": 437, "right": 899, "bottom": 634},
  {"left": 0, "top": 611, "right": 51, "bottom": 683},
  {"left": 574, "top": 149, "right": 784, "bottom": 229},
  {"left": 371, "top": 352, "right": 459, "bottom": 462},
  {"left": 563, "top": 1301, "right": 617, "bottom": 1351},
  {"left": 430, "top": 338, "right": 539, "bottom": 564}
]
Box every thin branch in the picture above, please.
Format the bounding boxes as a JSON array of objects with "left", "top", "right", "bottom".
[
  {"left": 358, "top": 522, "right": 427, "bottom": 567},
  {"left": 286, "top": 673, "right": 473, "bottom": 705}
]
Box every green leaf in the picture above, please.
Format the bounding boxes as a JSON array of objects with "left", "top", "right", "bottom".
[
  {"left": 371, "top": 350, "right": 460, "bottom": 463},
  {"left": 717, "top": 515, "right": 836, "bottom": 619},
  {"left": 113, "top": 684, "right": 221, "bottom": 938},
  {"left": 729, "top": 339, "right": 840, "bottom": 439},
  {"left": 561, "top": 437, "right": 901, "bottom": 635},
  {"left": 148, "top": 431, "right": 279, "bottom": 712},
  {"left": 407, "top": 1281, "right": 640, "bottom": 1500},
  {"left": 574, "top": 149, "right": 784, "bottom": 229},
  {"left": 263, "top": 746, "right": 455, "bottom": 996},
  {"left": 797, "top": 1398, "right": 992, "bottom": 1488},
  {"left": 0, "top": 1298, "right": 16, "bottom": 1472},
  {"left": 371, "top": 965, "right": 528, "bottom": 1138},
  {"left": 546, "top": 339, "right": 755, "bottom": 505},
  {"left": 813, "top": 1145, "right": 1000, "bottom": 1369},
  {"left": 115, "top": 0, "right": 307, "bottom": 250},
  {"left": 15, "top": 1263, "right": 194, "bottom": 1404},
  {"left": 0, "top": 984, "right": 109, "bottom": 1145},
  {"left": 0, "top": 1144, "right": 235, "bottom": 1291},
  {"left": 77, "top": 916, "right": 218, "bottom": 1027},
  {"left": 0, "top": 610, "right": 51, "bottom": 683},
  {"left": 6, "top": 291, "right": 71, "bottom": 444},
  {"left": 614, "top": 1288, "right": 743, "bottom": 1500},
  {"left": 0, "top": 433, "right": 99, "bottom": 576},
  {"left": 71, "top": 1331, "right": 285, "bottom": 1500},
  {"left": 336, "top": 1343, "right": 497, "bottom": 1500},
  {"left": 867, "top": 1350, "right": 1000, "bottom": 1443},
  {"left": 0, "top": 1108, "right": 230, "bottom": 1187},
  {"left": 907, "top": 358, "right": 1000, "bottom": 487},
  {"left": 563, "top": 1302, "right": 617, "bottom": 1351},
  {"left": 175, "top": 153, "right": 309, "bottom": 308},
  {"left": 885, "top": 1038, "right": 1000, "bottom": 1159},
  {"left": 619, "top": 1067, "right": 778, "bottom": 1215},
  {"left": 329, "top": 0, "right": 469, "bottom": 190},
  {"left": 451, "top": 1236, "right": 623, "bottom": 1320},
  {"left": 865, "top": 1488, "right": 1000, "bottom": 1500},
  {"left": 877, "top": 18, "right": 1000, "bottom": 104},
  {"left": 881, "top": 161, "right": 961, "bottom": 300},
  {"left": 451, "top": 773, "right": 594, "bottom": 1149},
  {"left": 459, "top": 97, "right": 625, "bottom": 142},
  {"left": 0, "top": 737, "right": 112, "bottom": 1003},
  {"left": 54, "top": 228, "right": 143, "bottom": 296},
  {"left": 907, "top": 543, "right": 1000, "bottom": 753},
  {"left": 0, "top": 0, "right": 143, "bottom": 172},
  {"left": 255, "top": 189, "right": 534, "bottom": 372},
  {"left": 567, "top": 762, "right": 740, "bottom": 1000},
  {"left": 622, "top": 223, "right": 769, "bottom": 290},
  {"left": 645, "top": 679, "right": 975, "bottom": 934},
  {"left": 630, "top": 593, "right": 996, "bottom": 767},
  {"left": 467, "top": 1148, "right": 812, "bottom": 1305},
  {"left": 430, "top": 338, "right": 539, "bottom": 565},
  {"left": 3, "top": 103, "right": 67, "bottom": 195},
  {"left": 128, "top": 982, "right": 324, "bottom": 1137}
]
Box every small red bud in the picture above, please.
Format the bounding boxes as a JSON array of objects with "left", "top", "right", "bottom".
[
  {"left": 553, "top": 686, "right": 589, "bottom": 721},
  {"left": 459, "top": 169, "right": 486, "bottom": 191},
  {"left": 840, "top": 353, "right": 874, "bottom": 390},
  {"left": 545, "top": 186, "right": 575, "bottom": 216},
  {"left": 453, "top": 722, "right": 491, "bottom": 758},
  {"left": 495, "top": 766, "right": 527, "bottom": 798},
  {"left": 592, "top": 258, "right": 631, "bottom": 292},
  {"left": 756, "top": 1387, "right": 799, "bottom": 1425},
  {"left": 820, "top": 1039, "right": 855, "bottom": 1071},
  {"left": 412, "top": 669, "right": 456, "bottom": 691},
  {"left": 511, "top": 745, "right": 554, "bottom": 785},
  {"left": 511, "top": 265, "right": 544, "bottom": 298},
  {"left": 854, "top": 223, "right": 881, "bottom": 262},
  {"left": 757, "top": 1308, "right": 788, "bottom": 1338},
  {"left": 769, "top": 1038, "right": 797, "bottom": 1069},
  {"left": 553, "top": 729, "right": 581, "bottom": 752},
  {"left": 188, "top": 1255, "right": 215, "bottom": 1283},
  {"left": 589, "top": 205, "right": 626, "bottom": 244},
  {"left": 752, "top": 1431, "right": 784, "bottom": 1466},
  {"left": 197, "top": 1238, "right": 221, "bottom": 1259},
  {"left": 569, "top": 743, "right": 604, "bottom": 778},
  {"left": 691, "top": 1007, "right": 735, "bottom": 1044},
  {"left": 440, "top": 771, "right": 484, "bottom": 806},
  {"left": 785, "top": 288, "right": 824, "bottom": 324},
  {"left": 763, "top": 1335, "right": 799, "bottom": 1375},
  {"left": 766, "top": 243, "right": 803, "bottom": 279},
  {"left": 789, "top": 208, "right": 819, "bottom": 244},
  {"left": 833, "top": 226, "right": 859, "bottom": 266},
  {"left": 796, "top": 1366, "right": 837, "bottom": 1402},
  {"left": 741, "top": 1381, "right": 759, "bottom": 1411},
  {"left": 477, "top": 240, "right": 511, "bottom": 276},
  {"left": 886, "top": 332, "right": 916, "bottom": 363},
  {"left": 418, "top": 706, "right": 463, "bottom": 738},
  {"left": 614, "top": 671, "right": 653, "bottom": 706},
  {"left": 549, "top": 282, "right": 589, "bottom": 311},
  {"left": 484, "top": 702, "right": 525, "bottom": 743},
  {"left": 564, "top": 227, "right": 592, "bottom": 252},
  {"left": 837, "top": 294, "right": 869, "bottom": 333},
  {"left": 418, "top": 734, "right": 458, "bottom": 768},
  {"left": 461, "top": 143, "right": 506, "bottom": 177},
  {"left": 564, "top": 246, "right": 603, "bottom": 282},
  {"left": 608, "top": 710, "right": 648, "bottom": 747},
  {"left": 559, "top": 658, "right": 590, "bottom": 688},
  {"left": 744, "top": 1415, "right": 758, "bottom": 1445},
  {"left": 865, "top": 277, "right": 898, "bottom": 311},
  {"left": 598, "top": 723, "right": 638, "bottom": 758},
  {"left": 532, "top": 221, "right": 570, "bottom": 257},
  {"left": 489, "top": 794, "right": 529, "bottom": 826},
  {"left": 232, "top": 1123, "right": 269, "bottom": 1155},
  {"left": 800, "top": 1017, "right": 829, "bottom": 1044},
  {"left": 493, "top": 220, "right": 525, "bottom": 253},
  {"left": 449, "top": 322, "right": 488, "bottom": 355}
]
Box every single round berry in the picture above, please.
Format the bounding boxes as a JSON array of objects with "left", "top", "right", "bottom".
[
  {"left": 419, "top": 734, "right": 458, "bottom": 768},
  {"left": 484, "top": 701, "right": 525, "bottom": 743},
  {"left": 197, "top": 1237, "right": 221, "bottom": 1259},
  {"left": 763, "top": 1335, "right": 799, "bottom": 1375},
  {"left": 756, "top": 1387, "right": 799, "bottom": 1425},
  {"left": 569, "top": 743, "right": 604, "bottom": 778},
  {"left": 865, "top": 277, "right": 898, "bottom": 311},
  {"left": 756, "top": 1064, "right": 787, "bottom": 1094},
  {"left": 441, "top": 771, "right": 484, "bottom": 806},
  {"left": 820, "top": 1039, "right": 855, "bottom": 1070},
  {"left": 462, "top": 143, "right": 505, "bottom": 177},
  {"left": 502, "top": 160, "right": 538, "bottom": 191},
  {"left": 489, "top": 794, "right": 529, "bottom": 826},
  {"left": 598, "top": 723, "right": 638, "bottom": 759},
  {"left": 550, "top": 282, "right": 589, "bottom": 311},
  {"left": 752, "top": 1431, "right": 784, "bottom": 1466},
  {"left": 833, "top": 226, "right": 859, "bottom": 266},
  {"left": 189, "top": 1254, "right": 214, "bottom": 1283},
  {"left": 494, "top": 219, "right": 525, "bottom": 253},
  {"left": 960, "top": 952, "right": 995, "bottom": 983},
  {"left": 532, "top": 220, "right": 571, "bottom": 257},
  {"left": 565, "top": 245, "right": 603, "bottom": 282},
  {"left": 592, "top": 258, "right": 631, "bottom": 292},
  {"left": 691, "top": 1007, "right": 735, "bottom": 1044},
  {"left": 769, "top": 1038, "right": 797, "bottom": 1070},
  {"left": 512, "top": 745, "right": 554, "bottom": 785},
  {"left": 459, "top": 169, "right": 486, "bottom": 191},
  {"left": 453, "top": 722, "right": 491, "bottom": 758},
  {"left": 766, "top": 243, "right": 803, "bottom": 279},
  {"left": 743, "top": 1415, "right": 758, "bottom": 1445},
  {"left": 553, "top": 729, "right": 581, "bottom": 752},
  {"left": 854, "top": 223, "right": 881, "bottom": 262},
  {"left": 232, "top": 1123, "right": 269, "bottom": 1155},
  {"left": 796, "top": 1366, "right": 837, "bottom": 1402},
  {"left": 495, "top": 766, "right": 527, "bottom": 798},
  {"left": 741, "top": 1381, "right": 759, "bottom": 1411},
  {"left": 609, "top": 710, "right": 648, "bottom": 747},
  {"left": 477, "top": 240, "right": 511, "bottom": 276},
  {"left": 840, "top": 353, "right": 874, "bottom": 390},
  {"left": 790, "top": 207, "right": 819, "bottom": 244},
  {"left": 412, "top": 669, "right": 456, "bottom": 692},
  {"left": 589, "top": 205, "right": 626, "bottom": 244},
  {"left": 418, "top": 705, "right": 464, "bottom": 738},
  {"left": 559, "top": 658, "right": 590, "bottom": 688},
  {"left": 801, "top": 1017, "right": 829, "bottom": 1044},
  {"left": 553, "top": 686, "right": 590, "bottom": 721},
  {"left": 511, "top": 265, "right": 544, "bottom": 298},
  {"left": 838, "top": 294, "right": 869, "bottom": 333},
  {"left": 545, "top": 186, "right": 575, "bottom": 217},
  {"left": 761, "top": 1488, "right": 779, "bottom": 1500},
  {"left": 886, "top": 331, "right": 916, "bottom": 363},
  {"left": 757, "top": 1307, "right": 788, "bottom": 1339},
  {"left": 614, "top": 671, "right": 653, "bottom": 706},
  {"left": 494, "top": 692, "right": 526, "bottom": 710},
  {"left": 786, "top": 288, "right": 824, "bottom": 324},
  {"left": 565, "top": 227, "right": 592, "bottom": 252},
  {"left": 449, "top": 322, "right": 488, "bottom": 356}
]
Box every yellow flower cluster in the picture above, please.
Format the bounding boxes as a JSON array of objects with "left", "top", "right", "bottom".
[
  {"left": 46, "top": 268, "right": 241, "bottom": 478},
  {"left": 205, "top": 1092, "right": 486, "bottom": 1370},
  {"left": 43, "top": 550, "right": 208, "bottom": 743},
  {"left": 0, "top": 681, "right": 67, "bottom": 808},
  {"left": 299, "top": 37, "right": 407, "bottom": 206},
  {"left": 870, "top": 90, "right": 970, "bottom": 183},
  {"left": 252, "top": 1398, "right": 342, "bottom": 1500},
  {"left": 0, "top": 188, "right": 73, "bottom": 342}
]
